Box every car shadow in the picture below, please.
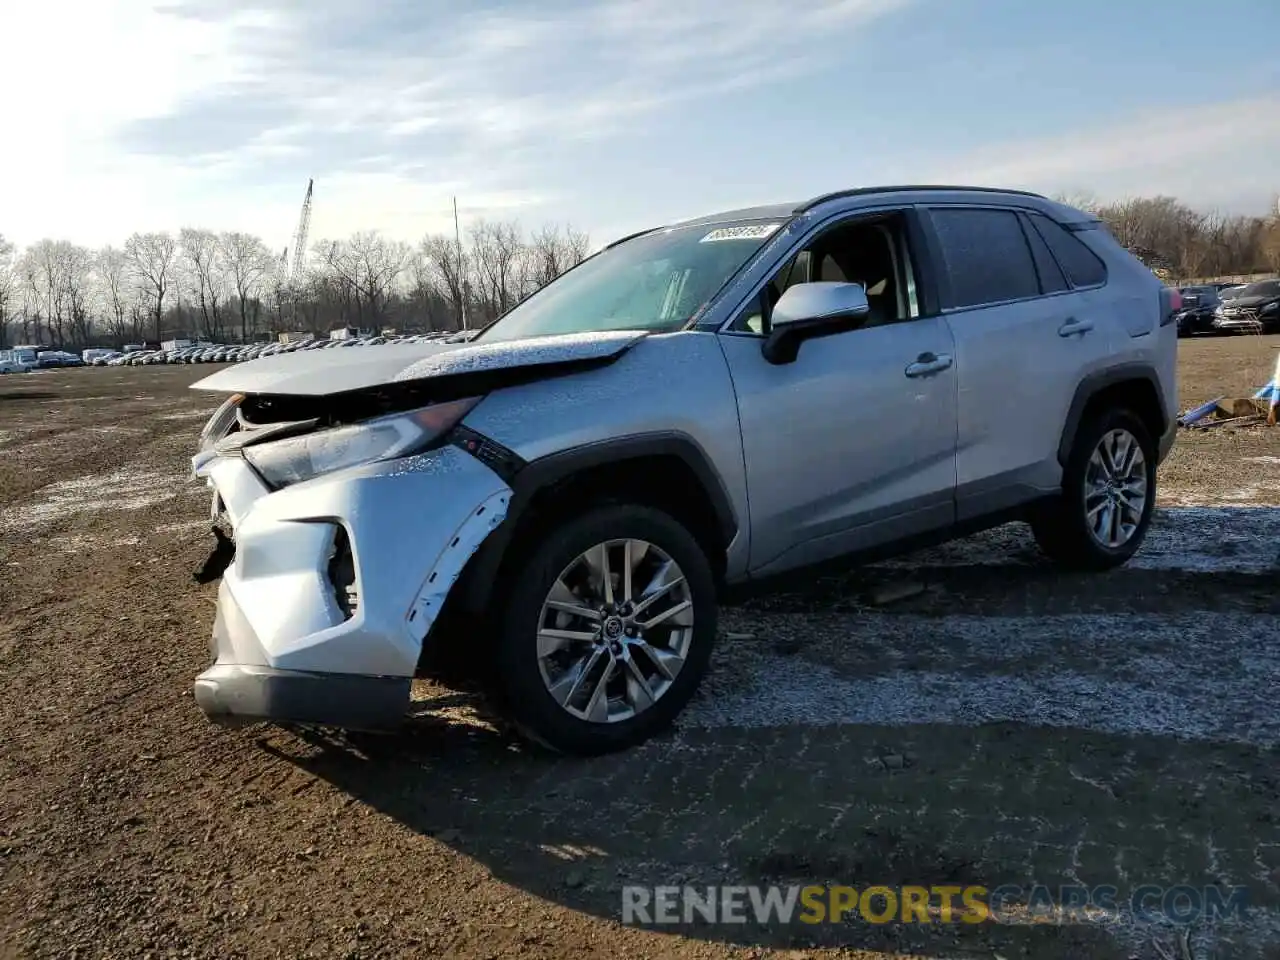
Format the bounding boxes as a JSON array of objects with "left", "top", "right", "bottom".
[
  {"left": 266, "top": 693, "right": 1278, "bottom": 958},
  {"left": 0, "top": 390, "right": 61, "bottom": 402}
]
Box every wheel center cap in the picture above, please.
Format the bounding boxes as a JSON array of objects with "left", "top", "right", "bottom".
[{"left": 603, "top": 616, "right": 624, "bottom": 640}]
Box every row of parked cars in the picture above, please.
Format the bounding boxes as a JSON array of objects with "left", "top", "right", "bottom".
[
  {"left": 1175, "top": 278, "right": 1280, "bottom": 337},
  {"left": 91, "top": 331, "right": 471, "bottom": 367},
  {"left": 0, "top": 348, "right": 88, "bottom": 372}
]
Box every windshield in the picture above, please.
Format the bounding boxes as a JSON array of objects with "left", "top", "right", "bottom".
[
  {"left": 1239, "top": 280, "right": 1280, "bottom": 297},
  {"left": 475, "top": 218, "right": 788, "bottom": 343}
]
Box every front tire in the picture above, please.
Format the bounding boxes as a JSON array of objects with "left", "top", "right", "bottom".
[
  {"left": 494, "top": 504, "right": 718, "bottom": 756},
  {"left": 1031, "top": 408, "right": 1157, "bottom": 571}
]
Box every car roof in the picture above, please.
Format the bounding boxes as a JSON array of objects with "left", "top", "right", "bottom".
[{"left": 641, "top": 184, "right": 1081, "bottom": 241}]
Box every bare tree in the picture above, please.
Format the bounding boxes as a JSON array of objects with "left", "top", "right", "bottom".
[
  {"left": 96, "top": 246, "right": 133, "bottom": 346},
  {"left": 316, "top": 231, "right": 410, "bottom": 329},
  {"left": 419, "top": 234, "right": 468, "bottom": 329},
  {"left": 181, "top": 228, "right": 228, "bottom": 341},
  {"left": 1051, "top": 191, "right": 1102, "bottom": 215},
  {"left": 15, "top": 252, "right": 43, "bottom": 344},
  {"left": 468, "top": 219, "right": 524, "bottom": 321},
  {"left": 525, "top": 223, "right": 590, "bottom": 291},
  {"left": 1261, "top": 221, "right": 1280, "bottom": 275},
  {"left": 125, "top": 232, "right": 178, "bottom": 342},
  {"left": 62, "top": 244, "right": 94, "bottom": 346},
  {"left": 218, "top": 232, "right": 272, "bottom": 342},
  {"left": 18, "top": 240, "right": 69, "bottom": 345},
  {"left": 0, "top": 235, "right": 14, "bottom": 346}
]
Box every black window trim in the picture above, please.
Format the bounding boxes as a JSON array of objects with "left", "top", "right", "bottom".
[
  {"left": 1014, "top": 210, "right": 1071, "bottom": 299},
  {"left": 1024, "top": 209, "right": 1109, "bottom": 292},
  {"left": 716, "top": 204, "right": 942, "bottom": 340}
]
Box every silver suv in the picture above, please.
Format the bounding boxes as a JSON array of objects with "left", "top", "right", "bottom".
[{"left": 189, "top": 185, "right": 1179, "bottom": 755}]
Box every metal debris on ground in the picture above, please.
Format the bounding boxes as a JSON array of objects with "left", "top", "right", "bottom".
[
  {"left": 1180, "top": 354, "right": 1280, "bottom": 428},
  {"left": 1178, "top": 397, "right": 1273, "bottom": 430}
]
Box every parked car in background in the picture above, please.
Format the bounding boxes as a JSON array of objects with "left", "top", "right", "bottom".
[
  {"left": 1175, "top": 285, "right": 1222, "bottom": 336},
  {"left": 36, "top": 350, "right": 85, "bottom": 368},
  {"left": 1212, "top": 279, "right": 1280, "bottom": 334}
]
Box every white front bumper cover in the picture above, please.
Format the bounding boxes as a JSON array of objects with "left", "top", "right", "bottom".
[{"left": 192, "top": 444, "right": 511, "bottom": 729}]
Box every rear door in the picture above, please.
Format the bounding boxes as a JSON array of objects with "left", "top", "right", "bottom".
[{"left": 920, "top": 204, "right": 1115, "bottom": 520}]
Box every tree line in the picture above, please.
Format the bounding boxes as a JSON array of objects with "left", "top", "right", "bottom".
[
  {"left": 2, "top": 192, "right": 1278, "bottom": 350},
  {"left": 0, "top": 220, "right": 590, "bottom": 349},
  {"left": 1055, "top": 193, "right": 1280, "bottom": 282}
]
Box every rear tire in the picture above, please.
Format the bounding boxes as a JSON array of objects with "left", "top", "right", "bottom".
[
  {"left": 1031, "top": 408, "right": 1157, "bottom": 571},
  {"left": 493, "top": 503, "right": 718, "bottom": 756}
]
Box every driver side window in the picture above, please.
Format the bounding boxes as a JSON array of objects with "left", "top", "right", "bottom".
[{"left": 731, "top": 213, "right": 920, "bottom": 334}]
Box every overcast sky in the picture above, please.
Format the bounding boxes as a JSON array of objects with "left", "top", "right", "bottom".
[{"left": 2, "top": 0, "right": 1277, "bottom": 252}]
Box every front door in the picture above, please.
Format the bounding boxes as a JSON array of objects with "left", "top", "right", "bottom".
[{"left": 716, "top": 210, "right": 959, "bottom": 578}]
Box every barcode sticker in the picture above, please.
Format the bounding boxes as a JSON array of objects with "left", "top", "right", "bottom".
[{"left": 699, "top": 223, "right": 781, "bottom": 243}]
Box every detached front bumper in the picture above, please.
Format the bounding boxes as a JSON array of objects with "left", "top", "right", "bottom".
[{"left": 193, "top": 444, "right": 512, "bottom": 729}]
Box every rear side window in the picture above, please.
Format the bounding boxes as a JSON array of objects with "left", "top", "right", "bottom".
[
  {"left": 1019, "top": 214, "right": 1069, "bottom": 294},
  {"left": 1028, "top": 213, "right": 1108, "bottom": 287},
  {"left": 929, "top": 208, "right": 1040, "bottom": 309}
]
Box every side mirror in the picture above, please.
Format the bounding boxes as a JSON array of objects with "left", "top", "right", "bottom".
[{"left": 761, "top": 282, "right": 870, "bottom": 364}]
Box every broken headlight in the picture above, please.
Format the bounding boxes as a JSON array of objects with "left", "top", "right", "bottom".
[
  {"left": 243, "top": 396, "right": 482, "bottom": 488},
  {"left": 199, "top": 393, "right": 244, "bottom": 451}
]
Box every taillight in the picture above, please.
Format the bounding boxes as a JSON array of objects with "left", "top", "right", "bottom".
[{"left": 1160, "top": 287, "right": 1182, "bottom": 326}]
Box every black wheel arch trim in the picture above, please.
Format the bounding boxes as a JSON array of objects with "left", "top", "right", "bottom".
[
  {"left": 1057, "top": 363, "right": 1166, "bottom": 466},
  {"left": 452, "top": 430, "right": 739, "bottom": 615}
]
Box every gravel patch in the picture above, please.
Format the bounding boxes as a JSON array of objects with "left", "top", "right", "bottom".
[
  {"left": 687, "top": 612, "right": 1280, "bottom": 745},
  {"left": 0, "top": 466, "right": 189, "bottom": 532},
  {"left": 872, "top": 507, "right": 1280, "bottom": 574}
]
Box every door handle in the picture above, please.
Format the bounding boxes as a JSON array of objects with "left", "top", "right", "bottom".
[
  {"left": 904, "top": 352, "right": 953, "bottom": 378},
  {"left": 1058, "top": 317, "right": 1094, "bottom": 337}
]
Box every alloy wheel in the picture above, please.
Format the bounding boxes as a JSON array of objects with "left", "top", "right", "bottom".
[
  {"left": 535, "top": 538, "right": 694, "bottom": 723},
  {"left": 1083, "top": 428, "right": 1148, "bottom": 549}
]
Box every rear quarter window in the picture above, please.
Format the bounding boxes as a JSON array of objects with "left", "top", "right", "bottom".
[
  {"left": 1028, "top": 213, "right": 1108, "bottom": 288},
  {"left": 929, "top": 207, "right": 1040, "bottom": 309},
  {"left": 1019, "top": 214, "right": 1069, "bottom": 294}
]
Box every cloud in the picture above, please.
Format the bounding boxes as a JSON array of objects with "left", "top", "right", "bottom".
[
  {"left": 913, "top": 96, "right": 1280, "bottom": 215},
  {"left": 0, "top": 0, "right": 912, "bottom": 246}
]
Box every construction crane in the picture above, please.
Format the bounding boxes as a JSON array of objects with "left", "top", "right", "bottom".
[{"left": 286, "top": 179, "right": 314, "bottom": 285}]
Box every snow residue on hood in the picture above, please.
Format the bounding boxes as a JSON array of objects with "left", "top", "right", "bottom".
[{"left": 392, "top": 330, "right": 648, "bottom": 382}]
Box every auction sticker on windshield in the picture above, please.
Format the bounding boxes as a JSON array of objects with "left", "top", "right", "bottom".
[{"left": 700, "top": 224, "right": 781, "bottom": 243}]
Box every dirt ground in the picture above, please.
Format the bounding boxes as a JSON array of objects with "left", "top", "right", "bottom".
[{"left": 1, "top": 335, "right": 1279, "bottom": 960}]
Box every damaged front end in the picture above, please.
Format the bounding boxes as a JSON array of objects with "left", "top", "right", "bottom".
[{"left": 188, "top": 385, "right": 518, "bottom": 731}]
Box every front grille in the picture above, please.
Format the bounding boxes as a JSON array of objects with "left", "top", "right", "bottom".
[{"left": 328, "top": 526, "right": 358, "bottom": 620}]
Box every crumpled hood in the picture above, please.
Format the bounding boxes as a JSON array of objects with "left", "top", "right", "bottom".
[{"left": 189, "top": 330, "right": 650, "bottom": 396}]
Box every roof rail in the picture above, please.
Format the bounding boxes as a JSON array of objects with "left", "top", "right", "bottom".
[{"left": 797, "top": 184, "right": 1049, "bottom": 213}]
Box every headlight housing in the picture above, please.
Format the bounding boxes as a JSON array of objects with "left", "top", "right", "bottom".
[
  {"left": 243, "top": 396, "right": 482, "bottom": 488},
  {"left": 199, "top": 393, "right": 244, "bottom": 451}
]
